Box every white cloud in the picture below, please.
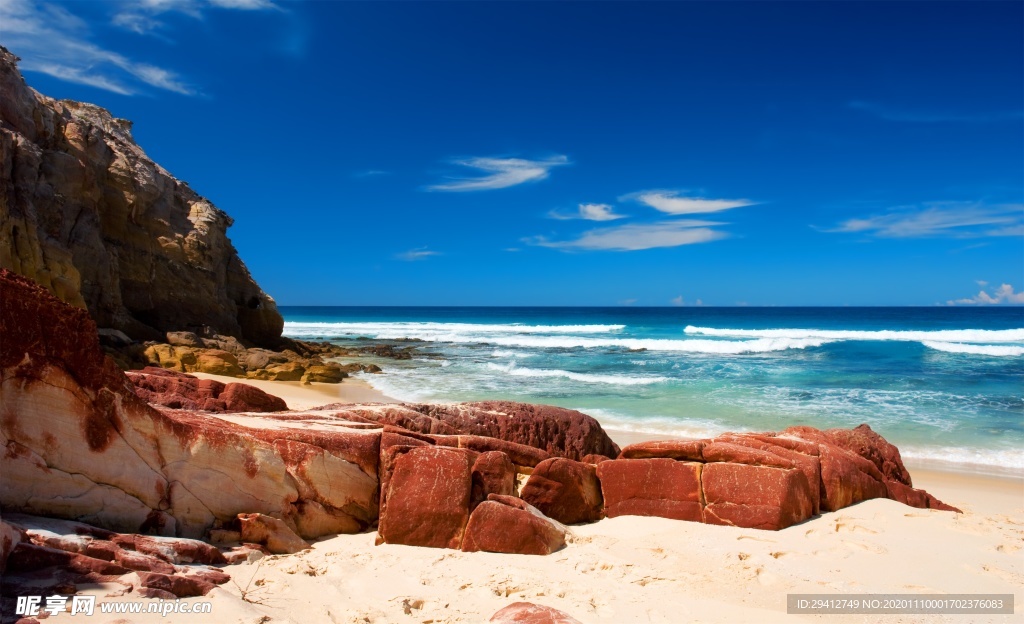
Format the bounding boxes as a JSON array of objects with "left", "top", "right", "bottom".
[
  {"left": 948, "top": 284, "right": 1024, "bottom": 306},
  {"left": 548, "top": 203, "right": 625, "bottom": 221},
  {"left": 396, "top": 247, "right": 440, "bottom": 261},
  {"left": 827, "top": 203, "right": 1024, "bottom": 238},
  {"left": 0, "top": 0, "right": 198, "bottom": 94},
  {"left": 114, "top": 0, "right": 278, "bottom": 34},
  {"left": 427, "top": 156, "right": 568, "bottom": 192},
  {"left": 623, "top": 189, "right": 755, "bottom": 215},
  {"left": 671, "top": 295, "right": 684, "bottom": 306},
  {"left": 0, "top": 0, "right": 277, "bottom": 95},
  {"left": 526, "top": 220, "right": 727, "bottom": 252}
]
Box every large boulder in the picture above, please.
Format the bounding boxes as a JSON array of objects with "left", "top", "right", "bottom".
[
  {"left": 0, "top": 48, "right": 283, "bottom": 346},
  {"left": 1, "top": 269, "right": 380, "bottom": 539},
  {"left": 520, "top": 458, "right": 603, "bottom": 524},
  {"left": 701, "top": 462, "right": 816, "bottom": 530},
  {"left": 471, "top": 451, "right": 518, "bottom": 509},
  {"left": 597, "top": 459, "right": 703, "bottom": 522},
  {"left": 238, "top": 513, "right": 309, "bottom": 554},
  {"left": 344, "top": 401, "right": 619, "bottom": 461},
  {"left": 619, "top": 439, "right": 705, "bottom": 461},
  {"left": 462, "top": 495, "right": 567, "bottom": 556},
  {"left": 376, "top": 446, "right": 476, "bottom": 549},
  {"left": 784, "top": 424, "right": 913, "bottom": 486}
]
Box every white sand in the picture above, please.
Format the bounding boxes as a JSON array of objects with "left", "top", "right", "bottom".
[{"left": 84, "top": 377, "right": 1022, "bottom": 623}]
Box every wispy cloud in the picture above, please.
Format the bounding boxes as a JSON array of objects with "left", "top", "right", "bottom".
[
  {"left": 826, "top": 202, "right": 1024, "bottom": 238},
  {"left": 426, "top": 156, "right": 568, "bottom": 192},
  {"left": 526, "top": 220, "right": 727, "bottom": 252},
  {"left": 396, "top": 247, "right": 440, "bottom": 261},
  {"left": 1, "top": 0, "right": 197, "bottom": 95},
  {"left": 548, "top": 203, "right": 625, "bottom": 221},
  {"left": 623, "top": 189, "right": 755, "bottom": 215},
  {"left": 849, "top": 101, "right": 1024, "bottom": 124},
  {"left": 948, "top": 283, "right": 1024, "bottom": 305},
  {"left": 1, "top": 0, "right": 278, "bottom": 95},
  {"left": 113, "top": 0, "right": 278, "bottom": 35},
  {"left": 353, "top": 169, "right": 391, "bottom": 178}
]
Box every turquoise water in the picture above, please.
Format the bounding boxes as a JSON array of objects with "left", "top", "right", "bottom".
[{"left": 280, "top": 307, "right": 1024, "bottom": 474}]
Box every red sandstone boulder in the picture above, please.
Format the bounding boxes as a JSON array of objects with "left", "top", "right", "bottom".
[
  {"left": 135, "top": 571, "right": 216, "bottom": 598},
  {"left": 2, "top": 270, "right": 380, "bottom": 540},
  {"left": 785, "top": 424, "right": 912, "bottom": 486},
  {"left": 520, "top": 458, "right": 603, "bottom": 524},
  {"left": 814, "top": 444, "right": 890, "bottom": 511},
  {"left": 580, "top": 454, "right": 612, "bottom": 464},
  {"left": 377, "top": 446, "right": 476, "bottom": 549},
  {"left": 238, "top": 513, "right": 309, "bottom": 554},
  {"left": 472, "top": 451, "right": 517, "bottom": 509},
  {"left": 705, "top": 436, "right": 823, "bottom": 514},
  {"left": 701, "top": 462, "right": 815, "bottom": 530},
  {"left": 462, "top": 494, "right": 567, "bottom": 555},
  {"left": 354, "top": 401, "right": 620, "bottom": 461},
  {"left": 597, "top": 459, "right": 703, "bottom": 522},
  {"left": 127, "top": 367, "right": 287, "bottom": 412},
  {"left": 619, "top": 439, "right": 705, "bottom": 461},
  {"left": 489, "top": 601, "right": 583, "bottom": 624}
]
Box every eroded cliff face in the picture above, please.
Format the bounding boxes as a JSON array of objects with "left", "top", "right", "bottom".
[{"left": 0, "top": 47, "right": 282, "bottom": 346}]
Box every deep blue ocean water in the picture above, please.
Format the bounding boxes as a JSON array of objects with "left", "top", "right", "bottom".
[{"left": 280, "top": 307, "right": 1024, "bottom": 475}]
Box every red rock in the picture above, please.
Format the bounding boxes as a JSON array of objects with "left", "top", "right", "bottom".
[
  {"left": 701, "top": 462, "right": 815, "bottom": 530},
  {"left": 814, "top": 444, "right": 889, "bottom": 511},
  {"left": 365, "top": 401, "right": 620, "bottom": 461},
  {"left": 449, "top": 434, "right": 551, "bottom": 468},
  {"left": 113, "top": 549, "right": 176, "bottom": 574},
  {"left": 520, "top": 458, "right": 603, "bottom": 524},
  {"left": 471, "top": 451, "right": 517, "bottom": 509},
  {"left": 886, "top": 481, "right": 961, "bottom": 512},
  {"left": 6, "top": 543, "right": 129, "bottom": 576},
  {"left": 785, "top": 424, "right": 911, "bottom": 486},
  {"left": 462, "top": 494, "right": 567, "bottom": 556},
  {"left": 135, "top": 571, "right": 218, "bottom": 597},
  {"left": 238, "top": 513, "right": 309, "bottom": 554},
  {"left": 596, "top": 459, "right": 703, "bottom": 522},
  {"left": 123, "top": 534, "right": 227, "bottom": 565},
  {"left": 707, "top": 435, "right": 823, "bottom": 514},
  {"left": 1, "top": 520, "right": 26, "bottom": 574},
  {"left": 377, "top": 446, "right": 476, "bottom": 549},
  {"left": 127, "top": 368, "right": 287, "bottom": 412},
  {"left": 580, "top": 454, "right": 611, "bottom": 464},
  {"left": 83, "top": 540, "right": 119, "bottom": 562},
  {"left": 489, "top": 601, "right": 583, "bottom": 624},
  {"left": 619, "top": 439, "right": 706, "bottom": 461}
]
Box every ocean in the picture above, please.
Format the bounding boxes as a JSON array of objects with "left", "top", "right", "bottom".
[{"left": 279, "top": 306, "right": 1024, "bottom": 475}]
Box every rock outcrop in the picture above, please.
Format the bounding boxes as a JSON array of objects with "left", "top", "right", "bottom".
[
  {"left": 0, "top": 513, "right": 229, "bottom": 614},
  {"left": 0, "top": 47, "right": 282, "bottom": 346},
  {"left": 127, "top": 367, "right": 288, "bottom": 412},
  {"left": 1, "top": 269, "right": 379, "bottom": 540}
]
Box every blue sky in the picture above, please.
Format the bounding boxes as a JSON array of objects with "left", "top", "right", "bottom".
[{"left": 3, "top": 0, "right": 1022, "bottom": 306}]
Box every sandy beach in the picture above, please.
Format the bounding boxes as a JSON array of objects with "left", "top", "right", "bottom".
[{"left": 89, "top": 375, "right": 1022, "bottom": 624}]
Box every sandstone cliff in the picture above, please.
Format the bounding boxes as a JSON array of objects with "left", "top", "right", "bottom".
[{"left": 0, "top": 47, "right": 282, "bottom": 346}]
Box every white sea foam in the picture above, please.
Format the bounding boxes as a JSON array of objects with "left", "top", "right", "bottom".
[
  {"left": 685, "top": 325, "right": 1024, "bottom": 343},
  {"left": 283, "top": 321, "right": 625, "bottom": 338},
  {"left": 485, "top": 363, "right": 669, "bottom": 386},
  {"left": 284, "top": 321, "right": 832, "bottom": 353},
  {"left": 899, "top": 446, "right": 1024, "bottom": 475},
  {"left": 921, "top": 341, "right": 1024, "bottom": 357}
]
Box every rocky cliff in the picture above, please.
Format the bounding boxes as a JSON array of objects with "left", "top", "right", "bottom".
[{"left": 0, "top": 47, "right": 282, "bottom": 346}]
